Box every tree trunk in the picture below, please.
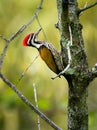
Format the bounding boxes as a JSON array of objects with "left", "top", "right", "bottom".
[
  {"left": 56, "top": 0, "right": 92, "bottom": 129},
  {"left": 68, "top": 81, "right": 88, "bottom": 130}
]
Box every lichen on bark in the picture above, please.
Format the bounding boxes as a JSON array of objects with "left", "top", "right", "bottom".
[{"left": 56, "top": 0, "right": 91, "bottom": 130}]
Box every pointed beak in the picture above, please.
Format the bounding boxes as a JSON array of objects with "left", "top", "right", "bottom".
[{"left": 35, "top": 28, "right": 42, "bottom": 36}]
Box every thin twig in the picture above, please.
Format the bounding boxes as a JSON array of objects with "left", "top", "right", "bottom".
[
  {"left": 35, "top": 14, "right": 48, "bottom": 40},
  {"left": 37, "top": 0, "right": 43, "bottom": 9},
  {"left": 0, "top": 73, "right": 62, "bottom": 130},
  {"left": 0, "top": 41, "right": 9, "bottom": 70},
  {"left": 79, "top": 2, "right": 97, "bottom": 14},
  {"left": 16, "top": 55, "right": 39, "bottom": 85},
  {"left": 0, "top": 35, "right": 8, "bottom": 42},
  {"left": 0, "top": 0, "right": 43, "bottom": 71},
  {"left": 33, "top": 83, "right": 41, "bottom": 130}
]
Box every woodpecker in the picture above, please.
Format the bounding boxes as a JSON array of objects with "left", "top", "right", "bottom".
[{"left": 22, "top": 29, "right": 64, "bottom": 74}]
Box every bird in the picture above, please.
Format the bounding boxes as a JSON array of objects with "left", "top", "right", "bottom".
[{"left": 22, "top": 28, "right": 64, "bottom": 75}]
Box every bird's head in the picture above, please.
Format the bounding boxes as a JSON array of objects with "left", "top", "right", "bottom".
[
  {"left": 23, "top": 33, "right": 34, "bottom": 47},
  {"left": 22, "top": 28, "right": 42, "bottom": 49}
]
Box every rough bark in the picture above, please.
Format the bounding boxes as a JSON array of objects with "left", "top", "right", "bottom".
[{"left": 56, "top": 0, "right": 94, "bottom": 130}]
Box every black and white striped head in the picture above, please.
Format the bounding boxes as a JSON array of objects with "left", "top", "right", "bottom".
[{"left": 22, "top": 33, "right": 43, "bottom": 49}]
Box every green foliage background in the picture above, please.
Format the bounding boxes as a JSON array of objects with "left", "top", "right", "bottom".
[{"left": 0, "top": 0, "right": 97, "bottom": 130}]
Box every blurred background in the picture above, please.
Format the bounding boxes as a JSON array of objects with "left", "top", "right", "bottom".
[{"left": 0, "top": 0, "right": 97, "bottom": 130}]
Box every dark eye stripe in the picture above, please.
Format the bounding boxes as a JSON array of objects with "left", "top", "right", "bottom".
[{"left": 27, "top": 34, "right": 33, "bottom": 46}]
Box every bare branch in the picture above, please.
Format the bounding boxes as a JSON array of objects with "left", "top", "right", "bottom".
[
  {"left": 0, "top": 42, "right": 9, "bottom": 70},
  {"left": 0, "top": 73, "right": 62, "bottom": 130},
  {"left": 0, "top": 0, "right": 43, "bottom": 71},
  {"left": 37, "top": 0, "right": 44, "bottom": 9},
  {"left": 78, "top": 2, "right": 97, "bottom": 14}
]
